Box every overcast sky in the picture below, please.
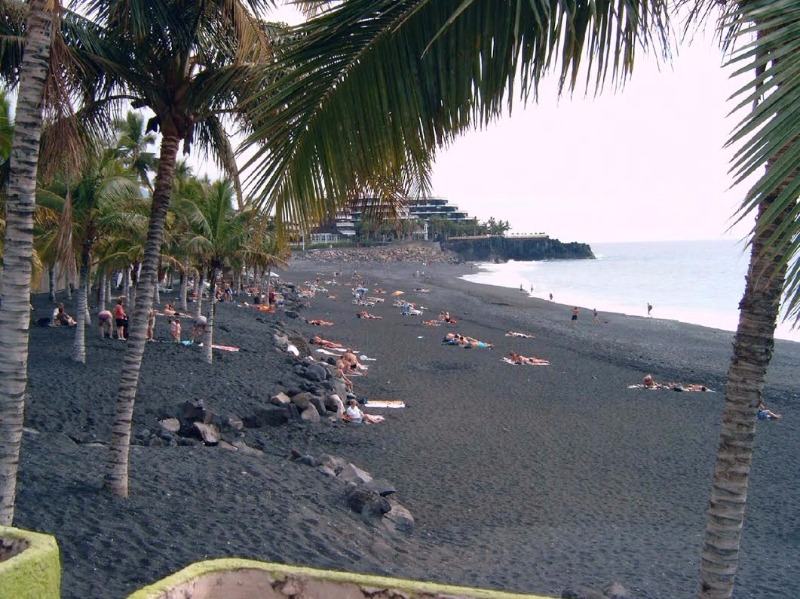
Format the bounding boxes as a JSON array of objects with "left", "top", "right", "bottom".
[{"left": 221, "top": 4, "right": 754, "bottom": 245}]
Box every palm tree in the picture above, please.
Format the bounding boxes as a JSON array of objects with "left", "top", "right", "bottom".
[
  {"left": 178, "top": 180, "right": 247, "bottom": 364},
  {"left": 0, "top": 0, "right": 54, "bottom": 526},
  {"left": 246, "top": 3, "right": 798, "bottom": 598},
  {"left": 37, "top": 149, "right": 141, "bottom": 363},
  {"left": 61, "top": 0, "right": 276, "bottom": 497},
  {"left": 113, "top": 112, "right": 156, "bottom": 191}
]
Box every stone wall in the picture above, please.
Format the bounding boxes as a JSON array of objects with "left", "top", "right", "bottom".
[
  {"left": 0, "top": 526, "right": 61, "bottom": 599},
  {"left": 442, "top": 236, "right": 594, "bottom": 262},
  {"left": 128, "top": 558, "right": 556, "bottom": 599}
]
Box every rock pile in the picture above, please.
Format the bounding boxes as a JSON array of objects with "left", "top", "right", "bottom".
[
  {"left": 299, "top": 244, "right": 458, "bottom": 264},
  {"left": 291, "top": 450, "right": 414, "bottom": 535}
]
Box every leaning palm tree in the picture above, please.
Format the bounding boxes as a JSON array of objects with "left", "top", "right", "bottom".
[
  {"left": 178, "top": 179, "right": 247, "bottom": 364},
  {"left": 64, "top": 0, "right": 276, "bottom": 497},
  {"left": 246, "top": 2, "right": 798, "bottom": 598},
  {"left": 0, "top": 0, "right": 54, "bottom": 526}
]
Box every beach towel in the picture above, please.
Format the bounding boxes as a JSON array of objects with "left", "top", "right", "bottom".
[
  {"left": 365, "top": 400, "right": 406, "bottom": 409},
  {"left": 359, "top": 355, "right": 377, "bottom": 361},
  {"left": 212, "top": 344, "right": 239, "bottom": 352},
  {"left": 502, "top": 357, "right": 550, "bottom": 366},
  {"left": 506, "top": 331, "right": 535, "bottom": 339},
  {"left": 627, "top": 383, "right": 713, "bottom": 392}
]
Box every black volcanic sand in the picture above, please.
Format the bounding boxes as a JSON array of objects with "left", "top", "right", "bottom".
[{"left": 15, "top": 261, "right": 800, "bottom": 599}]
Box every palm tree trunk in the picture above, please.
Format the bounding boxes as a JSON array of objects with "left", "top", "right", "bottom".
[
  {"left": 130, "top": 262, "right": 139, "bottom": 311},
  {"left": 99, "top": 272, "right": 107, "bottom": 311},
  {"left": 203, "top": 268, "right": 218, "bottom": 364},
  {"left": 105, "top": 134, "right": 181, "bottom": 498},
  {"left": 154, "top": 276, "right": 160, "bottom": 305},
  {"left": 179, "top": 259, "right": 189, "bottom": 311},
  {"left": 193, "top": 273, "right": 204, "bottom": 318},
  {"left": 106, "top": 275, "right": 113, "bottom": 306},
  {"left": 48, "top": 266, "right": 56, "bottom": 303},
  {"left": 699, "top": 201, "right": 792, "bottom": 598},
  {"left": 0, "top": 0, "right": 53, "bottom": 526},
  {"left": 71, "top": 250, "right": 90, "bottom": 364},
  {"left": 123, "top": 266, "right": 130, "bottom": 303}
]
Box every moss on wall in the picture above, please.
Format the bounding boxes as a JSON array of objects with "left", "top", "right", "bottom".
[{"left": 0, "top": 526, "right": 60, "bottom": 599}]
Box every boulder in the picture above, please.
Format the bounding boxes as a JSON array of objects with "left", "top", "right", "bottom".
[
  {"left": 298, "top": 454, "right": 319, "bottom": 467},
  {"left": 243, "top": 406, "right": 289, "bottom": 427},
  {"left": 337, "top": 463, "right": 373, "bottom": 485},
  {"left": 232, "top": 440, "right": 263, "bottom": 457},
  {"left": 290, "top": 392, "right": 312, "bottom": 410},
  {"left": 179, "top": 400, "right": 206, "bottom": 423},
  {"left": 273, "top": 333, "right": 289, "bottom": 349},
  {"left": 218, "top": 440, "right": 237, "bottom": 451},
  {"left": 317, "top": 465, "right": 336, "bottom": 477},
  {"left": 271, "top": 392, "right": 291, "bottom": 406},
  {"left": 325, "top": 394, "right": 344, "bottom": 416},
  {"left": 305, "top": 363, "right": 328, "bottom": 382},
  {"left": 383, "top": 500, "right": 415, "bottom": 534},
  {"left": 346, "top": 487, "right": 390, "bottom": 516},
  {"left": 159, "top": 418, "right": 180, "bottom": 433},
  {"left": 363, "top": 478, "right": 397, "bottom": 497},
  {"left": 300, "top": 405, "right": 321, "bottom": 423},
  {"left": 193, "top": 422, "right": 220, "bottom": 445},
  {"left": 310, "top": 395, "right": 327, "bottom": 416},
  {"left": 227, "top": 415, "right": 244, "bottom": 431},
  {"left": 285, "top": 310, "right": 299, "bottom": 319}
]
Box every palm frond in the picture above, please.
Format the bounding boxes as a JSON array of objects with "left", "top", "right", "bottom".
[
  {"left": 721, "top": 0, "right": 800, "bottom": 323},
  {"left": 242, "top": 0, "right": 671, "bottom": 232}
]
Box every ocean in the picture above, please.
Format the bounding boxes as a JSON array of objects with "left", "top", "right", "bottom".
[{"left": 462, "top": 239, "right": 800, "bottom": 343}]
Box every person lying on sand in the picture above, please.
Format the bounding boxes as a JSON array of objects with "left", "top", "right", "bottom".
[
  {"left": 306, "top": 319, "right": 334, "bottom": 326},
  {"left": 342, "top": 351, "right": 367, "bottom": 373},
  {"left": 423, "top": 319, "right": 442, "bottom": 327},
  {"left": 311, "top": 335, "right": 344, "bottom": 349},
  {"left": 506, "top": 331, "right": 535, "bottom": 339},
  {"left": 98, "top": 309, "right": 113, "bottom": 338},
  {"left": 53, "top": 303, "right": 77, "bottom": 327},
  {"left": 356, "top": 311, "right": 382, "bottom": 320},
  {"left": 443, "top": 332, "right": 493, "bottom": 349},
  {"left": 505, "top": 352, "right": 550, "bottom": 366},
  {"left": 629, "top": 374, "right": 711, "bottom": 392},
  {"left": 757, "top": 401, "right": 782, "bottom": 420},
  {"left": 343, "top": 399, "right": 384, "bottom": 424},
  {"left": 414, "top": 288, "right": 430, "bottom": 293},
  {"left": 438, "top": 311, "right": 457, "bottom": 324}
]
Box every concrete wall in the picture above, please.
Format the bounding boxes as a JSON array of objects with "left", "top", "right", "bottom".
[
  {"left": 128, "top": 559, "right": 556, "bottom": 599},
  {"left": 0, "top": 527, "right": 61, "bottom": 599}
]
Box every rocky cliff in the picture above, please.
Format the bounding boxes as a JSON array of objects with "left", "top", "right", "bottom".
[{"left": 442, "top": 236, "right": 594, "bottom": 262}]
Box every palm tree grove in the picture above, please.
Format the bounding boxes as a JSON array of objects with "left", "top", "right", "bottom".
[{"left": 0, "top": 2, "right": 796, "bottom": 599}]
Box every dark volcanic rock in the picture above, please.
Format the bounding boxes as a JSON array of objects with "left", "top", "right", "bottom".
[{"left": 243, "top": 406, "right": 289, "bottom": 427}]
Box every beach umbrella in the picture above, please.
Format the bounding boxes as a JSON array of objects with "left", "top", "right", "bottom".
[{"left": 391, "top": 290, "right": 404, "bottom": 296}]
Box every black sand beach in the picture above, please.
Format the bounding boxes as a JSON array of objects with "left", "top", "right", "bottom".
[{"left": 14, "top": 260, "right": 800, "bottom": 599}]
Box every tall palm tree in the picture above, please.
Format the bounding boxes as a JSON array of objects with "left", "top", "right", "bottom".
[
  {"left": 178, "top": 179, "right": 246, "bottom": 364},
  {"left": 0, "top": 0, "right": 54, "bottom": 526},
  {"left": 64, "top": 0, "right": 275, "bottom": 497},
  {"left": 246, "top": 3, "right": 798, "bottom": 598}
]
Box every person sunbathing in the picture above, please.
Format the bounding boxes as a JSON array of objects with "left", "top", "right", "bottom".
[
  {"left": 423, "top": 319, "right": 442, "bottom": 326},
  {"left": 163, "top": 303, "right": 177, "bottom": 316},
  {"left": 342, "top": 351, "right": 367, "bottom": 373},
  {"left": 506, "top": 352, "right": 550, "bottom": 366},
  {"left": 506, "top": 331, "right": 535, "bottom": 339},
  {"left": 306, "top": 318, "right": 334, "bottom": 326},
  {"left": 356, "top": 311, "right": 382, "bottom": 320},
  {"left": 53, "top": 303, "right": 77, "bottom": 327},
  {"left": 639, "top": 374, "right": 709, "bottom": 392},
  {"left": 343, "top": 399, "right": 384, "bottom": 424},
  {"left": 311, "top": 335, "right": 344, "bottom": 349},
  {"left": 757, "top": 401, "right": 782, "bottom": 420},
  {"left": 439, "top": 311, "right": 457, "bottom": 324}
]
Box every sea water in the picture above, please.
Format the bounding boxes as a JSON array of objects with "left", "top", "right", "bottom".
[{"left": 462, "top": 239, "right": 800, "bottom": 343}]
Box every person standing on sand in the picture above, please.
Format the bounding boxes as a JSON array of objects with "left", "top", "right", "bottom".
[
  {"left": 113, "top": 298, "right": 128, "bottom": 340},
  {"left": 549, "top": 293, "right": 553, "bottom": 301},
  {"left": 571, "top": 306, "right": 579, "bottom": 324},
  {"left": 98, "top": 309, "right": 113, "bottom": 338},
  {"left": 647, "top": 302, "right": 653, "bottom": 317},
  {"left": 146, "top": 308, "right": 156, "bottom": 341},
  {"left": 593, "top": 308, "right": 599, "bottom": 324}
]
